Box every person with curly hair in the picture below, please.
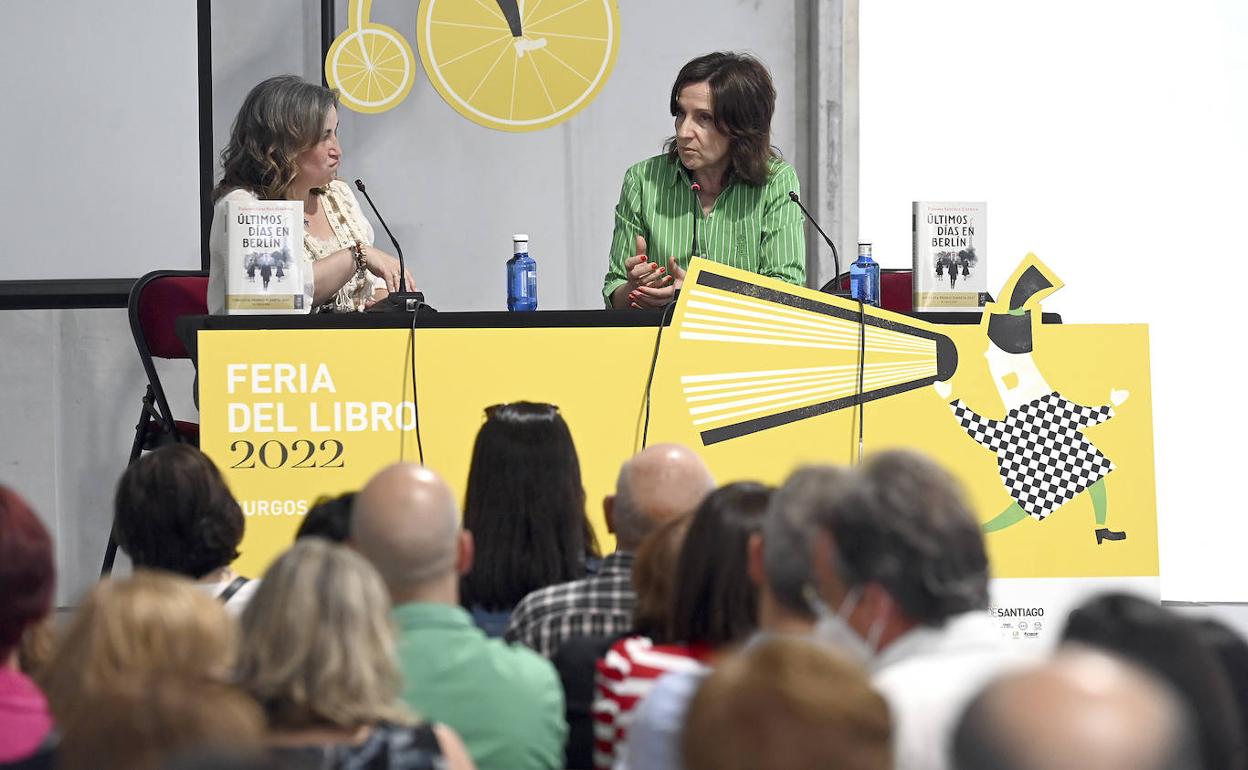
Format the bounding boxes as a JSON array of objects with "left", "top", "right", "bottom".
[
  {"left": 112, "top": 444, "right": 257, "bottom": 613},
  {"left": 207, "top": 74, "right": 413, "bottom": 313}
]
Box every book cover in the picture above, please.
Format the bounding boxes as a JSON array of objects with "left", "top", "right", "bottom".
[
  {"left": 225, "top": 200, "right": 309, "bottom": 314},
  {"left": 912, "top": 201, "right": 988, "bottom": 312}
]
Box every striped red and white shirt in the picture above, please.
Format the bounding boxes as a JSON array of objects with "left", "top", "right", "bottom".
[{"left": 592, "top": 636, "right": 712, "bottom": 770}]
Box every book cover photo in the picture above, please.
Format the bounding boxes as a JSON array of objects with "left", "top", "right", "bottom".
[
  {"left": 225, "top": 200, "right": 309, "bottom": 315},
  {"left": 912, "top": 201, "right": 988, "bottom": 313}
]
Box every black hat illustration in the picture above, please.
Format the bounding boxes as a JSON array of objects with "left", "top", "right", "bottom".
[{"left": 985, "top": 256, "right": 1063, "bottom": 354}]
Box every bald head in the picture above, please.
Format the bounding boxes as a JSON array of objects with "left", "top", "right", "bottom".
[
  {"left": 351, "top": 464, "right": 461, "bottom": 599},
  {"left": 954, "top": 648, "right": 1201, "bottom": 770},
  {"left": 610, "top": 443, "right": 714, "bottom": 551}
]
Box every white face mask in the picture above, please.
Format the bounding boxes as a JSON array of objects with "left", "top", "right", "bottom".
[{"left": 805, "top": 584, "right": 886, "bottom": 664}]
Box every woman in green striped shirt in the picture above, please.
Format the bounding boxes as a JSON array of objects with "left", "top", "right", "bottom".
[{"left": 604, "top": 51, "right": 807, "bottom": 309}]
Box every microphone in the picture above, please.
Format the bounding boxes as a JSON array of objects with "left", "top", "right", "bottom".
[
  {"left": 353, "top": 179, "right": 432, "bottom": 313},
  {"left": 788, "top": 191, "right": 846, "bottom": 295}
]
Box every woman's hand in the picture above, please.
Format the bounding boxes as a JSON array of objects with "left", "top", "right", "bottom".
[
  {"left": 611, "top": 235, "right": 676, "bottom": 308},
  {"left": 362, "top": 244, "right": 415, "bottom": 294}
]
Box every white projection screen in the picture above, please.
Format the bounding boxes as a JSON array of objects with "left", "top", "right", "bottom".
[{"left": 1, "top": 1, "right": 201, "bottom": 283}]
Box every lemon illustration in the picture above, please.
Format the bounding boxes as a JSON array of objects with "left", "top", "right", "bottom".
[
  {"left": 326, "top": 0, "right": 417, "bottom": 114},
  {"left": 417, "top": 0, "right": 620, "bottom": 132}
]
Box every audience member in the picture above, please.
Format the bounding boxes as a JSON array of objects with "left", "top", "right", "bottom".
[
  {"left": 295, "top": 491, "right": 356, "bottom": 542},
  {"left": 682, "top": 637, "right": 892, "bottom": 770},
  {"left": 1194, "top": 618, "right": 1248, "bottom": 752},
  {"left": 1063, "top": 593, "right": 1246, "bottom": 770},
  {"left": 753, "top": 465, "right": 840, "bottom": 637},
  {"left": 461, "top": 402, "right": 598, "bottom": 636},
  {"left": 507, "top": 443, "right": 715, "bottom": 656},
  {"left": 16, "top": 620, "right": 54, "bottom": 680},
  {"left": 953, "top": 647, "right": 1204, "bottom": 770},
  {"left": 807, "top": 449, "right": 1028, "bottom": 770},
  {"left": 352, "top": 463, "right": 565, "bottom": 770},
  {"left": 56, "top": 675, "right": 264, "bottom": 770},
  {"left": 112, "top": 445, "right": 257, "bottom": 613},
  {"left": 622, "top": 465, "right": 846, "bottom": 770},
  {"left": 159, "top": 749, "right": 272, "bottom": 770},
  {"left": 0, "top": 487, "right": 55, "bottom": 764},
  {"left": 236, "top": 538, "right": 473, "bottom": 770},
  {"left": 555, "top": 513, "right": 693, "bottom": 769},
  {"left": 40, "top": 571, "right": 237, "bottom": 735},
  {"left": 594, "top": 482, "right": 769, "bottom": 769}
]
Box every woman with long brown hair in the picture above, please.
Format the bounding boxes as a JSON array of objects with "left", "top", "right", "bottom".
[
  {"left": 602, "top": 52, "right": 806, "bottom": 309},
  {"left": 207, "top": 75, "right": 413, "bottom": 313}
]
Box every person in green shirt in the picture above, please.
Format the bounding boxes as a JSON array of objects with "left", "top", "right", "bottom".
[
  {"left": 604, "top": 51, "right": 807, "bottom": 309},
  {"left": 351, "top": 463, "right": 567, "bottom": 770}
]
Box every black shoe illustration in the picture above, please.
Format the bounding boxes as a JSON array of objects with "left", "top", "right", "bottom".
[{"left": 1095, "top": 527, "right": 1127, "bottom": 545}]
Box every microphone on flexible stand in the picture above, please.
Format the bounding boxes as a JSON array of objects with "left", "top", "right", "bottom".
[
  {"left": 788, "top": 191, "right": 847, "bottom": 297},
  {"left": 353, "top": 179, "right": 434, "bottom": 313}
]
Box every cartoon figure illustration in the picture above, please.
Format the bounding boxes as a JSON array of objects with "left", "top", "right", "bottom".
[{"left": 934, "top": 257, "right": 1129, "bottom": 544}]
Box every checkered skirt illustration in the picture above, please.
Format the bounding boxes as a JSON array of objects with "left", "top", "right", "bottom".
[{"left": 951, "top": 393, "right": 1115, "bottom": 520}]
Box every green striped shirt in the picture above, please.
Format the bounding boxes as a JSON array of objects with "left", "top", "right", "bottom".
[{"left": 603, "top": 154, "right": 807, "bottom": 305}]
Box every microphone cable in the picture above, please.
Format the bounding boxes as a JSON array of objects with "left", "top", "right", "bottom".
[
  {"left": 639, "top": 178, "right": 702, "bottom": 451},
  {"left": 352, "top": 178, "right": 426, "bottom": 465},
  {"left": 854, "top": 298, "right": 867, "bottom": 464},
  {"left": 401, "top": 301, "right": 426, "bottom": 465},
  {"left": 639, "top": 297, "right": 678, "bottom": 451}
]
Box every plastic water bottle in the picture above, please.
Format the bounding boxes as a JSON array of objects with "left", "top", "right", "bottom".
[
  {"left": 507, "top": 234, "right": 537, "bottom": 311},
  {"left": 850, "top": 242, "right": 880, "bottom": 306}
]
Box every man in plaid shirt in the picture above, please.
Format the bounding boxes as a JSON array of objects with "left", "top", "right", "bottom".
[{"left": 505, "top": 443, "right": 715, "bottom": 657}]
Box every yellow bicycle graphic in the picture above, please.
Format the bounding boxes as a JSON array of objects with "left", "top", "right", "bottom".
[
  {"left": 325, "top": 0, "right": 417, "bottom": 114},
  {"left": 417, "top": 0, "right": 620, "bottom": 132}
]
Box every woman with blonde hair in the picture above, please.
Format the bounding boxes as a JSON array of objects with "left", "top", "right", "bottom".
[
  {"left": 682, "top": 637, "right": 892, "bottom": 770},
  {"left": 40, "top": 571, "right": 238, "bottom": 732},
  {"left": 236, "top": 538, "right": 474, "bottom": 769},
  {"left": 208, "top": 75, "right": 413, "bottom": 313}
]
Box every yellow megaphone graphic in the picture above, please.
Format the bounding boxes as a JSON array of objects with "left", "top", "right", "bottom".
[
  {"left": 325, "top": 0, "right": 417, "bottom": 114},
  {"left": 667, "top": 260, "right": 959, "bottom": 446}
]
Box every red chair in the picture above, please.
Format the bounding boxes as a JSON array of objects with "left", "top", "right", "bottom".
[
  {"left": 101, "top": 270, "right": 208, "bottom": 575},
  {"left": 829, "top": 269, "right": 914, "bottom": 312}
]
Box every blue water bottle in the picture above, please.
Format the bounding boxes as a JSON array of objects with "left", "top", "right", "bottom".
[
  {"left": 850, "top": 241, "right": 880, "bottom": 307},
  {"left": 507, "top": 234, "right": 537, "bottom": 311}
]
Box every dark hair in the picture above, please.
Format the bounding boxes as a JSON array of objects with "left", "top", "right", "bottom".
[
  {"left": 1195, "top": 618, "right": 1248, "bottom": 752},
  {"left": 664, "top": 52, "right": 778, "bottom": 187},
  {"left": 460, "top": 402, "right": 597, "bottom": 611},
  {"left": 811, "top": 450, "right": 989, "bottom": 625},
  {"left": 0, "top": 486, "right": 54, "bottom": 658},
  {"left": 214, "top": 75, "right": 338, "bottom": 202},
  {"left": 668, "top": 482, "right": 770, "bottom": 647},
  {"left": 1063, "top": 593, "right": 1247, "bottom": 770},
  {"left": 296, "top": 491, "right": 356, "bottom": 543},
  {"left": 113, "top": 445, "right": 245, "bottom": 579}
]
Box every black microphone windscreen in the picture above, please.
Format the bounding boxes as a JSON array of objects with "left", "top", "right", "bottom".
[
  {"left": 789, "top": 190, "right": 800, "bottom": 202},
  {"left": 354, "top": 179, "right": 366, "bottom": 192}
]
